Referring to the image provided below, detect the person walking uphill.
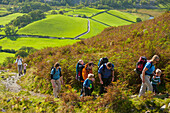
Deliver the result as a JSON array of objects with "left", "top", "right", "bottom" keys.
[
  {"left": 15, "top": 55, "right": 23, "bottom": 76},
  {"left": 98, "top": 62, "right": 114, "bottom": 95},
  {"left": 81, "top": 62, "right": 94, "bottom": 96},
  {"left": 139, "top": 55, "right": 160, "bottom": 97},
  {"left": 83, "top": 74, "right": 94, "bottom": 96},
  {"left": 76, "top": 60, "right": 85, "bottom": 96},
  {"left": 51, "top": 62, "right": 63, "bottom": 98}
]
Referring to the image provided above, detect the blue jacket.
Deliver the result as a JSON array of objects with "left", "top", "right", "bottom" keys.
[
  {"left": 98, "top": 64, "right": 114, "bottom": 78},
  {"left": 144, "top": 61, "right": 155, "bottom": 75},
  {"left": 51, "top": 67, "right": 61, "bottom": 80},
  {"left": 83, "top": 78, "right": 93, "bottom": 88}
]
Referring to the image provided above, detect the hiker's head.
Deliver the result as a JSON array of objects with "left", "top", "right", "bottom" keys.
[
  {"left": 87, "top": 62, "right": 94, "bottom": 69},
  {"left": 78, "top": 60, "right": 84, "bottom": 65},
  {"left": 106, "top": 62, "right": 112, "bottom": 70},
  {"left": 88, "top": 73, "right": 94, "bottom": 80},
  {"left": 151, "top": 55, "right": 159, "bottom": 64},
  {"left": 156, "top": 68, "right": 162, "bottom": 76},
  {"left": 17, "top": 55, "right": 20, "bottom": 59},
  {"left": 54, "top": 62, "right": 60, "bottom": 69}
]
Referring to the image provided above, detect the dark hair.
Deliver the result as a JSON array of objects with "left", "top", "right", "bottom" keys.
[
  {"left": 88, "top": 62, "right": 94, "bottom": 67},
  {"left": 54, "top": 62, "right": 60, "bottom": 67},
  {"left": 106, "top": 62, "right": 112, "bottom": 67}
]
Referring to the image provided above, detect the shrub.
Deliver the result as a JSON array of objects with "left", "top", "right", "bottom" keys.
[{"left": 136, "top": 18, "right": 142, "bottom": 22}]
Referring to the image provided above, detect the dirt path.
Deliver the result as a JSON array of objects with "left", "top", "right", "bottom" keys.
[{"left": 1, "top": 72, "right": 46, "bottom": 97}]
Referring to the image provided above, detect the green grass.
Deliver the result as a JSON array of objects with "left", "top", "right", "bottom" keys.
[
  {"left": 0, "top": 7, "right": 9, "bottom": 15},
  {"left": 0, "top": 52, "right": 15, "bottom": 63},
  {"left": 108, "top": 10, "right": 138, "bottom": 22},
  {"left": 65, "top": 7, "right": 106, "bottom": 17},
  {"left": 0, "top": 37, "right": 79, "bottom": 50},
  {"left": 92, "top": 13, "right": 133, "bottom": 26},
  {"left": 0, "top": 13, "right": 24, "bottom": 25},
  {"left": 18, "top": 15, "right": 88, "bottom": 38},
  {"left": 80, "top": 19, "right": 108, "bottom": 38}
]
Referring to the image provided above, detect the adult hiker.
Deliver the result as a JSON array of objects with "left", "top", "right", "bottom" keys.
[
  {"left": 83, "top": 73, "right": 94, "bottom": 96},
  {"left": 139, "top": 55, "right": 159, "bottom": 97},
  {"left": 81, "top": 62, "right": 94, "bottom": 96},
  {"left": 76, "top": 60, "right": 85, "bottom": 96},
  {"left": 50, "top": 62, "right": 63, "bottom": 98},
  {"left": 15, "top": 55, "right": 23, "bottom": 76},
  {"left": 98, "top": 62, "right": 114, "bottom": 95}
]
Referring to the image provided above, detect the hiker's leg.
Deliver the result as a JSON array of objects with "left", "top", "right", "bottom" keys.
[
  {"left": 56, "top": 79, "right": 61, "bottom": 94},
  {"left": 99, "top": 78, "right": 106, "bottom": 95},
  {"left": 80, "top": 82, "right": 84, "bottom": 95},
  {"left": 53, "top": 80, "right": 58, "bottom": 97},
  {"left": 145, "top": 75, "right": 153, "bottom": 92},
  {"left": 139, "top": 74, "right": 147, "bottom": 97},
  {"left": 84, "top": 87, "right": 88, "bottom": 96},
  {"left": 153, "top": 84, "right": 158, "bottom": 94},
  {"left": 18, "top": 65, "right": 22, "bottom": 75}
]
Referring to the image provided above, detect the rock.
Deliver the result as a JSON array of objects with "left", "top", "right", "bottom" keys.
[{"left": 1, "top": 108, "right": 5, "bottom": 112}]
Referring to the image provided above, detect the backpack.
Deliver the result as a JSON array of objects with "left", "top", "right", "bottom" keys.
[
  {"left": 76, "top": 62, "right": 85, "bottom": 81},
  {"left": 17, "top": 58, "right": 22, "bottom": 62},
  {"left": 135, "top": 56, "right": 152, "bottom": 74},
  {"left": 50, "top": 66, "right": 61, "bottom": 79},
  {"left": 98, "top": 57, "right": 109, "bottom": 69}
]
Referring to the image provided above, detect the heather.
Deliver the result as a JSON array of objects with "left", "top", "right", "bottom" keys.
[{"left": 1, "top": 12, "right": 169, "bottom": 113}]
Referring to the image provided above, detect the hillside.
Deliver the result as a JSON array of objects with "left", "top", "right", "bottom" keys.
[
  {"left": 2, "top": 11, "right": 170, "bottom": 113},
  {"left": 8, "top": 11, "right": 169, "bottom": 94}
]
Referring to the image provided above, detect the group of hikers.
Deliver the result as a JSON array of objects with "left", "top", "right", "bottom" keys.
[{"left": 15, "top": 54, "right": 162, "bottom": 98}]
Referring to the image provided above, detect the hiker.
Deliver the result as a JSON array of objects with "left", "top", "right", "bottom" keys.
[
  {"left": 76, "top": 60, "right": 85, "bottom": 95},
  {"left": 83, "top": 73, "right": 94, "bottom": 96},
  {"left": 81, "top": 62, "right": 94, "bottom": 96},
  {"left": 82, "top": 62, "right": 94, "bottom": 82},
  {"left": 15, "top": 55, "right": 23, "bottom": 76},
  {"left": 151, "top": 69, "right": 162, "bottom": 95},
  {"left": 23, "top": 63, "right": 27, "bottom": 75},
  {"left": 139, "top": 55, "right": 160, "bottom": 97},
  {"left": 98, "top": 62, "right": 114, "bottom": 95},
  {"left": 98, "top": 57, "right": 109, "bottom": 69},
  {"left": 50, "top": 62, "right": 63, "bottom": 98}
]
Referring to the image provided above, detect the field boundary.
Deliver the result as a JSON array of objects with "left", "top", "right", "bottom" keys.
[{"left": 106, "top": 12, "right": 136, "bottom": 23}]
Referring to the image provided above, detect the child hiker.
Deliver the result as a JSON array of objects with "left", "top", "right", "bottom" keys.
[
  {"left": 151, "top": 69, "right": 162, "bottom": 95},
  {"left": 83, "top": 73, "right": 94, "bottom": 96},
  {"left": 23, "top": 63, "right": 27, "bottom": 75}
]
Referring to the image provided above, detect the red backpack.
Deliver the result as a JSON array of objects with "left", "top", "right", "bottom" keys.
[{"left": 135, "top": 56, "right": 147, "bottom": 74}]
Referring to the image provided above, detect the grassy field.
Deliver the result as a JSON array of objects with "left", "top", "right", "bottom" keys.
[
  {"left": 108, "top": 10, "right": 138, "bottom": 22},
  {"left": 92, "top": 13, "right": 133, "bottom": 26},
  {"left": 0, "top": 37, "right": 79, "bottom": 50},
  {"left": 0, "top": 52, "right": 15, "bottom": 63},
  {"left": 80, "top": 19, "right": 108, "bottom": 38},
  {"left": 18, "top": 15, "right": 88, "bottom": 38},
  {"left": 0, "top": 13, "right": 24, "bottom": 25},
  {"left": 0, "top": 7, "right": 9, "bottom": 15},
  {"left": 65, "top": 7, "right": 106, "bottom": 17}
]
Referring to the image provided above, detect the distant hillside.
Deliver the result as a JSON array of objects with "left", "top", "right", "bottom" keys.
[{"left": 8, "top": 12, "right": 170, "bottom": 95}]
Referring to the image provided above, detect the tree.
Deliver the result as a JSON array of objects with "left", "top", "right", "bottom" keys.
[
  {"left": 15, "top": 50, "right": 29, "bottom": 58},
  {"left": 51, "top": 10, "right": 58, "bottom": 14},
  {"left": 59, "top": 10, "right": 64, "bottom": 15},
  {"left": 136, "top": 18, "right": 142, "bottom": 22}
]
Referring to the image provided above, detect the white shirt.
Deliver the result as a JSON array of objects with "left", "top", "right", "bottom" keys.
[{"left": 15, "top": 58, "right": 22, "bottom": 65}]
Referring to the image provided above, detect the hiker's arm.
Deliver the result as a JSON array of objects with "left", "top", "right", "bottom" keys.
[
  {"left": 142, "top": 67, "right": 148, "bottom": 83},
  {"left": 98, "top": 73, "right": 103, "bottom": 84},
  {"left": 111, "top": 71, "right": 114, "bottom": 82},
  {"left": 60, "top": 76, "right": 64, "bottom": 85}
]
